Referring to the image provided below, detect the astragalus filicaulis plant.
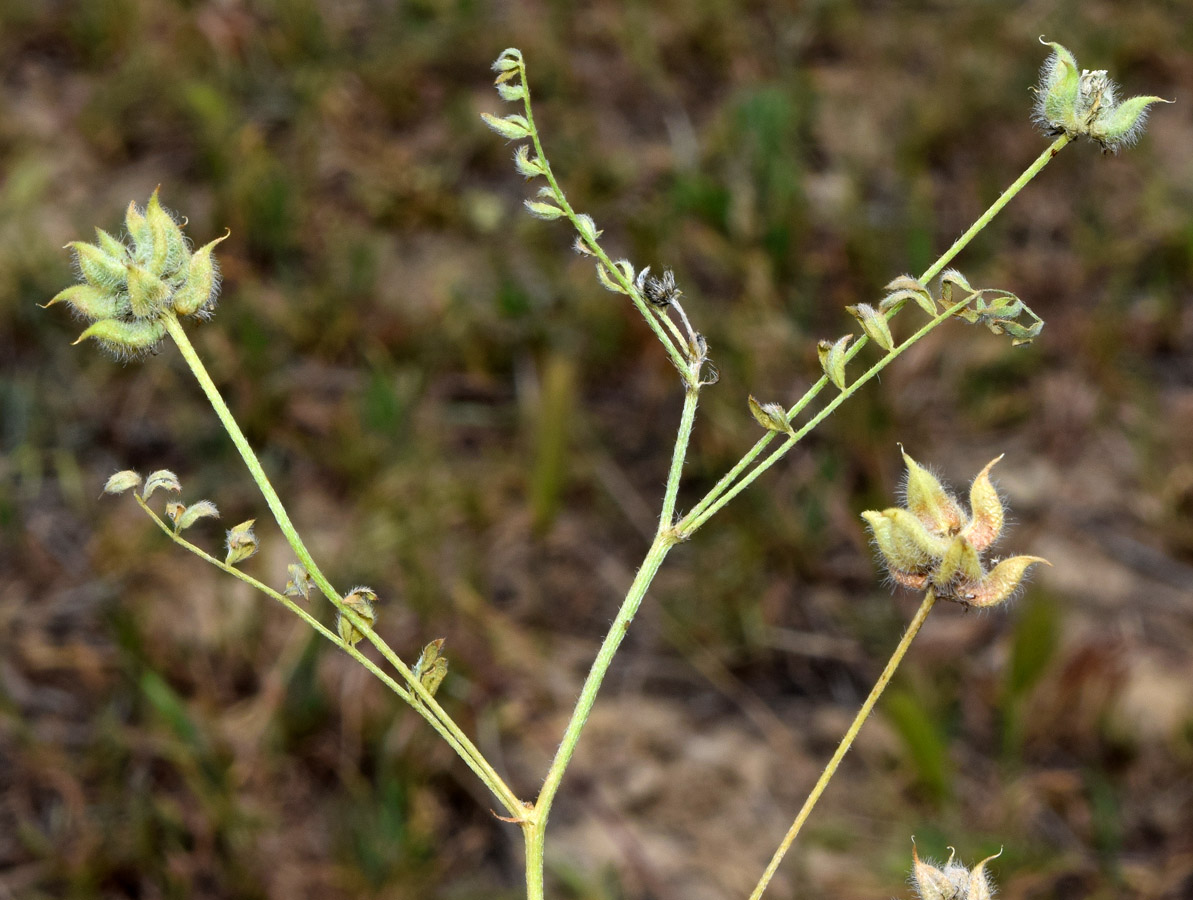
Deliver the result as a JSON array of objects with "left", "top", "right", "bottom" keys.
[{"left": 47, "top": 38, "right": 1167, "bottom": 900}]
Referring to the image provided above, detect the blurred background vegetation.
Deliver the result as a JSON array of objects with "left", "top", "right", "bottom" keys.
[{"left": 2, "top": 1, "right": 1192, "bottom": 898}]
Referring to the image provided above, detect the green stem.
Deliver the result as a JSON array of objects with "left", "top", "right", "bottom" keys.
[
  {"left": 659, "top": 386, "right": 700, "bottom": 532},
  {"left": 522, "top": 353, "right": 700, "bottom": 894},
  {"left": 747, "top": 589, "right": 938, "bottom": 900},
  {"left": 682, "top": 133, "right": 1072, "bottom": 527},
  {"left": 527, "top": 531, "right": 676, "bottom": 879},
  {"left": 515, "top": 60, "right": 692, "bottom": 378},
  {"left": 679, "top": 293, "right": 976, "bottom": 535},
  {"left": 160, "top": 313, "right": 524, "bottom": 816},
  {"left": 524, "top": 819, "right": 546, "bottom": 900}
]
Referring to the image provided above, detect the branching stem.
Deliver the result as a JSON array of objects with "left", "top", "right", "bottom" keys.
[{"left": 160, "top": 312, "right": 524, "bottom": 816}]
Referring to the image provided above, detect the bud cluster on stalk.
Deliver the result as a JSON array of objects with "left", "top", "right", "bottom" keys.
[
  {"left": 46, "top": 190, "right": 227, "bottom": 358},
  {"left": 862, "top": 451, "right": 1048, "bottom": 608}
]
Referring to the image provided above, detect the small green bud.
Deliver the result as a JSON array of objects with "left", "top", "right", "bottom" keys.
[
  {"left": 481, "top": 112, "right": 531, "bottom": 141},
  {"left": 496, "top": 81, "right": 526, "bottom": 102},
  {"left": 817, "top": 334, "right": 852, "bottom": 390},
  {"left": 412, "top": 638, "right": 449, "bottom": 699},
  {"left": 142, "top": 469, "right": 181, "bottom": 500},
  {"left": 103, "top": 470, "right": 142, "bottom": 495},
  {"left": 747, "top": 395, "right": 795, "bottom": 436},
  {"left": 574, "top": 213, "right": 600, "bottom": 244},
  {"left": 337, "top": 587, "right": 378, "bottom": 647},
  {"left": 513, "top": 144, "right": 547, "bottom": 179},
  {"left": 879, "top": 274, "right": 937, "bottom": 316},
  {"left": 845, "top": 302, "right": 894, "bottom": 352},
  {"left": 524, "top": 200, "right": 565, "bottom": 220},
  {"left": 224, "top": 519, "right": 258, "bottom": 566},
  {"left": 174, "top": 499, "right": 219, "bottom": 532},
  {"left": 285, "top": 564, "right": 313, "bottom": 601},
  {"left": 492, "top": 48, "right": 523, "bottom": 72}
]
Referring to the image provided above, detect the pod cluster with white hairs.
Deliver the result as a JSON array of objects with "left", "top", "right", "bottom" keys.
[{"left": 45, "top": 190, "right": 227, "bottom": 358}]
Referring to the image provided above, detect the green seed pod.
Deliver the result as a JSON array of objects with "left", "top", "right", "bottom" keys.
[
  {"left": 43, "top": 283, "right": 128, "bottom": 320},
  {"left": 962, "top": 555, "right": 1049, "bottom": 608},
  {"left": 145, "top": 189, "right": 188, "bottom": 277},
  {"left": 73, "top": 318, "right": 166, "bottom": 356},
  {"left": 69, "top": 240, "right": 127, "bottom": 290},
  {"left": 126, "top": 264, "right": 171, "bottom": 318},
  {"left": 962, "top": 456, "right": 1005, "bottom": 551},
  {"left": 171, "top": 232, "right": 227, "bottom": 317},
  {"left": 902, "top": 450, "right": 964, "bottom": 535},
  {"left": 934, "top": 534, "right": 984, "bottom": 589},
  {"left": 125, "top": 200, "right": 153, "bottom": 264}
]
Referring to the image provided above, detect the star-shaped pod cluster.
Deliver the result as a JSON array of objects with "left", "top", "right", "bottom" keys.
[
  {"left": 911, "top": 844, "right": 1000, "bottom": 900},
  {"left": 862, "top": 451, "right": 1048, "bottom": 608},
  {"left": 45, "top": 190, "right": 227, "bottom": 358},
  {"left": 1033, "top": 39, "right": 1171, "bottom": 153}
]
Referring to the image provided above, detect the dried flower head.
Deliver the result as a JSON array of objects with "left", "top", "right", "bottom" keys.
[
  {"left": 45, "top": 190, "right": 228, "bottom": 358},
  {"left": 862, "top": 450, "right": 1048, "bottom": 608},
  {"left": 911, "top": 844, "right": 1000, "bottom": 900},
  {"left": 1033, "top": 39, "right": 1171, "bottom": 153},
  {"left": 635, "top": 266, "right": 682, "bottom": 308}
]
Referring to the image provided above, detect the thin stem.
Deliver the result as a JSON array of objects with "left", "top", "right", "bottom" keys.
[
  {"left": 919, "top": 133, "right": 1072, "bottom": 285},
  {"left": 747, "top": 589, "right": 939, "bottom": 900},
  {"left": 528, "top": 532, "right": 676, "bottom": 851},
  {"left": 160, "top": 313, "right": 524, "bottom": 815},
  {"left": 524, "top": 820, "right": 546, "bottom": 900},
  {"left": 130, "top": 495, "right": 522, "bottom": 807},
  {"left": 134, "top": 495, "right": 413, "bottom": 704},
  {"left": 530, "top": 366, "right": 700, "bottom": 832},
  {"left": 515, "top": 60, "right": 692, "bottom": 378},
  {"left": 659, "top": 386, "right": 700, "bottom": 533},
  {"left": 682, "top": 133, "right": 1072, "bottom": 527}
]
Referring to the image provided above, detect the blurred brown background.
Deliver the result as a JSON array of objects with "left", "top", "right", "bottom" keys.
[{"left": 2, "top": 1, "right": 1192, "bottom": 898}]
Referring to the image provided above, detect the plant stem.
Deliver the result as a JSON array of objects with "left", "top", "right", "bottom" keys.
[
  {"left": 524, "top": 819, "right": 547, "bottom": 900},
  {"left": 678, "top": 293, "right": 977, "bottom": 536},
  {"left": 681, "top": 133, "right": 1072, "bottom": 527},
  {"left": 523, "top": 380, "right": 699, "bottom": 892},
  {"left": 515, "top": 59, "right": 692, "bottom": 378},
  {"left": 747, "top": 589, "right": 939, "bottom": 900},
  {"left": 160, "top": 313, "right": 524, "bottom": 815},
  {"left": 659, "top": 386, "right": 700, "bottom": 532}
]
